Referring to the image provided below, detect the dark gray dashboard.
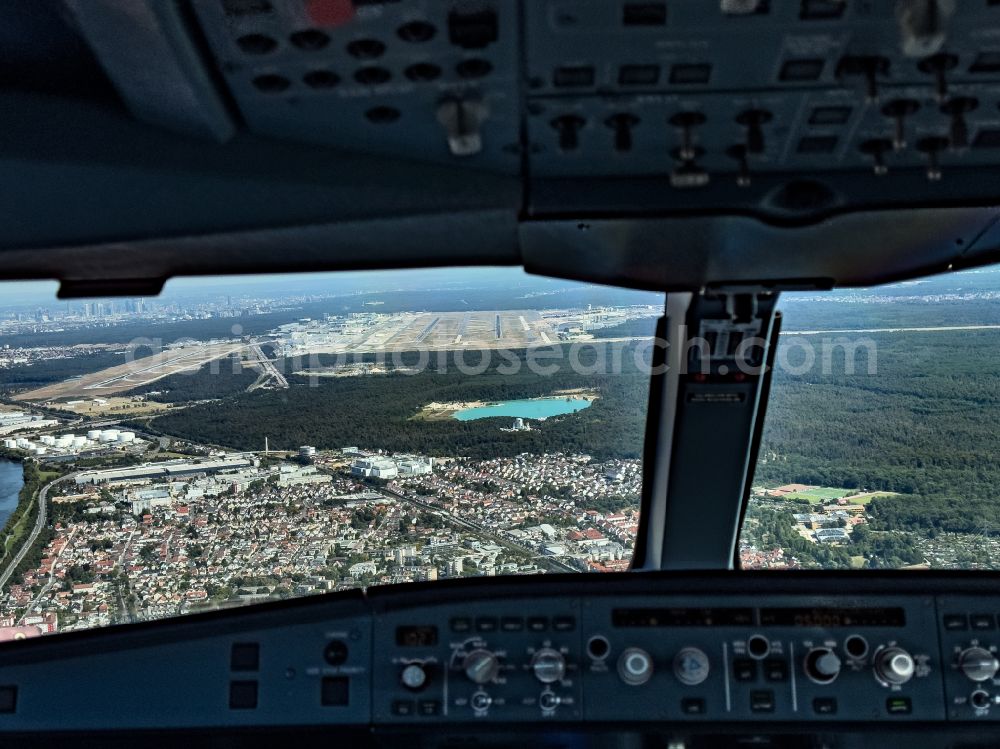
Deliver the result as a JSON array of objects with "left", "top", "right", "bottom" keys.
[{"left": 2, "top": 572, "right": 1000, "bottom": 745}]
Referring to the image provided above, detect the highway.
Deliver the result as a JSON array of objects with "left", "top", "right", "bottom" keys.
[
  {"left": 247, "top": 342, "right": 289, "bottom": 390},
  {"left": 0, "top": 472, "right": 78, "bottom": 591}
]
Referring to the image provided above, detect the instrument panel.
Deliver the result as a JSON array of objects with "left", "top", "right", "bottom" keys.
[{"left": 3, "top": 572, "right": 1000, "bottom": 741}]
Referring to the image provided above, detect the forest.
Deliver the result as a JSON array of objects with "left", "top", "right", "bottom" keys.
[
  {"left": 755, "top": 326, "right": 1000, "bottom": 536},
  {"left": 130, "top": 343, "right": 654, "bottom": 460}
]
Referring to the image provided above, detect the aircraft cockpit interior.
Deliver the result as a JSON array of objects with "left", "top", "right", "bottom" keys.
[{"left": 4, "top": 1, "right": 1000, "bottom": 747}]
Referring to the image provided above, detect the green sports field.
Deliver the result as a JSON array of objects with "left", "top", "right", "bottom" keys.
[{"left": 784, "top": 487, "right": 855, "bottom": 501}]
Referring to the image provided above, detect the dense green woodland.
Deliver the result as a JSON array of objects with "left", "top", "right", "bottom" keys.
[
  {"left": 134, "top": 345, "right": 652, "bottom": 459},
  {"left": 757, "top": 327, "right": 1000, "bottom": 535}
]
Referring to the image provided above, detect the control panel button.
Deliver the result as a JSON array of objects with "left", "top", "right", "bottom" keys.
[
  {"left": 527, "top": 617, "right": 548, "bottom": 632},
  {"left": 531, "top": 648, "right": 567, "bottom": 684},
  {"left": 230, "top": 642, "right": 260, "bottom": 672},
  {"left": 747, "top": 634, "right": 770, "bottom": 659},
  {"left": 681, "top": 697, "right": 706, "bottom": 715},
  {"left": 971, "top": 614, "right": 996, "bottom": 631},
  {"left": 844, "top": 635, "right": 869, "bottom": 660},
  {"left": 463, "top": 649, "right": 500, "bottom": 685},
  {"left": 587, "top": 635, "right": 610, "bottom": 661},
  {"left": 886, "top": 696, "right": 912, "bottom": 715},
  {"left": 229, "top": 680, "right": 258, "bottom": 710},
  {"left": 764, "top": 659, "right": 788, "bottom": 682},
  {"left": 450, "top": 617, "right": 472, "bottom": 633},
  {"left": 674, "top": 647, "right": 710, "bottom": 686},
  {"left": 501, "top": 617, "right": 524, "bottom": 632},
  {"left": 476, "top": 617, "right": 498, "bottom": 633},
  {"left": 750, "top": 690, "right": 775, "bottom": 713},
  {"left": 874, "top": 647, "right": 915, "bottom": 686},
  {"left": 401, "top": 663, "right": 428, "bottom": 691},
  {"left": 618, "top": 647, "right": 654, "bottom": 686},
  {"left": 392, "top": 699, "right": 416, "bottom": 717},
  {"left": 813, "top": 697, "right": 838, "bottom": 715},
  {"left": 320, "top": 676, "right": 350, "bottom": 707},
  {"left": 733, "top": 658, "right": 757, "bottom": 682},
  {"left": 960, "top": 647, "right": 999, "bottom": 683},
  {"left": 553, "top": 616, "right": 576, "bottom": 632},
  {"left": 944, "top": 614, "right": 969, "bottom": 631},
  {"left": 418, "top": 700, "right": 441, "bottom": 716},
  {"left": 323, "top": 640, "right": 349, "bottom": 666}
]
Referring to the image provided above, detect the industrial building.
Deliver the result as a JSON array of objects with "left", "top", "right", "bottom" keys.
[
  {"left": 350, "top": 457, "right": 398, "bottom": 479},
  {"left": 276, "top": 464, "right": 330, "bottom": 487},
  {"left": 75, "top": 456, "right": 255, "bottom": 485}
]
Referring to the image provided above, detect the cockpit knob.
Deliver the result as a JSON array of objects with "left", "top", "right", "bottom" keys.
[
  {"left": 436, "top": 97, "right": 489, "bottom": 157},
  {"left": 463, "top": 648, "right": 500, "bottom": 685},
  {"left": 875, "top": 646, "right": 916, "bottom": 685},
  {"left": 918, "top": 52, "right": 959, "bottom": 103},
  {"left": 726, "top": 144, "right": 751, "bottom": 187},
  {"left": 401, "top": 663, "right": 428, "bottom": 690},
  {"left": 882, "top": 99, "right": 920, "bottom": 152},
  {"left": 804, "top": 647, "right": 842, "bottom": 684},
  {"left": 916, "top": 136, "right": 948, "bottom": 181},
  {"left": 531, "top": 648, "right": 567, "bottom": 684},
  {"left": 551, "top": 115, "right": 586, "bottom": 152},
  {"left": 960, "top": 647, "right": 999, "bottom": 683},
  {"left": 859, "top": 138, "right": 893, "bottom": 176},
  {"left": 670, "top": 111, "right": 707, "bottom": 162},
  {"left": 896, "top": 0, "right": 954, "bottom": 59},
  {"left": 736, "top": 109, "right": 772, "bottom": 155},
  {"left": 617, "top": 647, "right": 654, "bottom": 686},
  {"left": 941, "top": 96, "right": 978, "bottom": 150},
  {"left": 606, "top": 113, "right": 639, "bottom": 152}
]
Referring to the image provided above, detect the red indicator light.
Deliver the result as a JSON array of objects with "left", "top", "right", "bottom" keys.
[{"left": 305, "top": 0, "right": 354, "bottom": 27}]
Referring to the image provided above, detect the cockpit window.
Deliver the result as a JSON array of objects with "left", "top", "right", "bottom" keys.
[
  {"left": 0, "top": 269, "right": 662, "bottom": 636},
  {"left": 741, "top": 267, "right": 1000, "bottom": 570}
]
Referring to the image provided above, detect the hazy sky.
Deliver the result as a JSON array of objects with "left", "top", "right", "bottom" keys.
[
  {"left": 3, "top": 265, "right": 999, "bottom": 311},
  {"left": 0, "top": 267, "right": 561, "bottom": 309}
]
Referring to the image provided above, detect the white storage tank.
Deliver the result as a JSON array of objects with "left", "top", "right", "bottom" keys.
[
  {"left": 33, "top": 446, "right": 47, "bottom": 456},
  {"left": 15, "top": 438, "right": 30, "bottom": 448},
  {"left": 40, "top": 435, "right": 56, "bottom": 446},
  {"left": 72, "top": 436, "right": 88, "bottom": 448},
  {"left": 56, "top": 435, "right": 74, "bottom": 447},
  {"left": 99, "top": 429, "right": 120, "bottom": 443},
  {"left": 117, "top": 432, "right": 136, "bottom": 443},
  {"left": 87, "top": 429, "right": 102, "bottom": 440},
  {"left": 3, "top": 439, "right": 16, "bottom": 449}
]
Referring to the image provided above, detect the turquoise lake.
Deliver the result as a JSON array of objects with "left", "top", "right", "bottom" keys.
[{"left": 453, "top": 397, "right": 592, "bottom": 421}]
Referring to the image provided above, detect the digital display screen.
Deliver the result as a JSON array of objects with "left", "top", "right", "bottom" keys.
[
  {"left": 395, "top": 625, "right": 438, "bottom": 647},
  {"left": 759, "top": 607, "right": 906, "bottom": 628},
  {"left": 612, "top": 608, "right": 755, "bottom": 627}
]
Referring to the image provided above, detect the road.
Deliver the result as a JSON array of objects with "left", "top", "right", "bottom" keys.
[
  {"left": 381, "top": 487, "right": 578, "bottom": 574},
  {"left": 247, "top": 342, "right": 289, "bottom": 390},
  {"left": 784, "top": 324, "right": 1000, "bottom": 336},
  {"left": 0, "top": 472, "right": 78, "bottom": 591}
]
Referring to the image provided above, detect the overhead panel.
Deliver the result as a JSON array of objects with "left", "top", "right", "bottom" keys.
[
  {"left": 523, "top": 0, "right": 1000, "bottom": 214},
  {"left": 190, "top": 0, "right": 522, "bottom": 173}
]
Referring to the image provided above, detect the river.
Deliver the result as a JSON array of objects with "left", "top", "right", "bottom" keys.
[{"left": 0, "top": 459, "right": 24, "bottom": 528}]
